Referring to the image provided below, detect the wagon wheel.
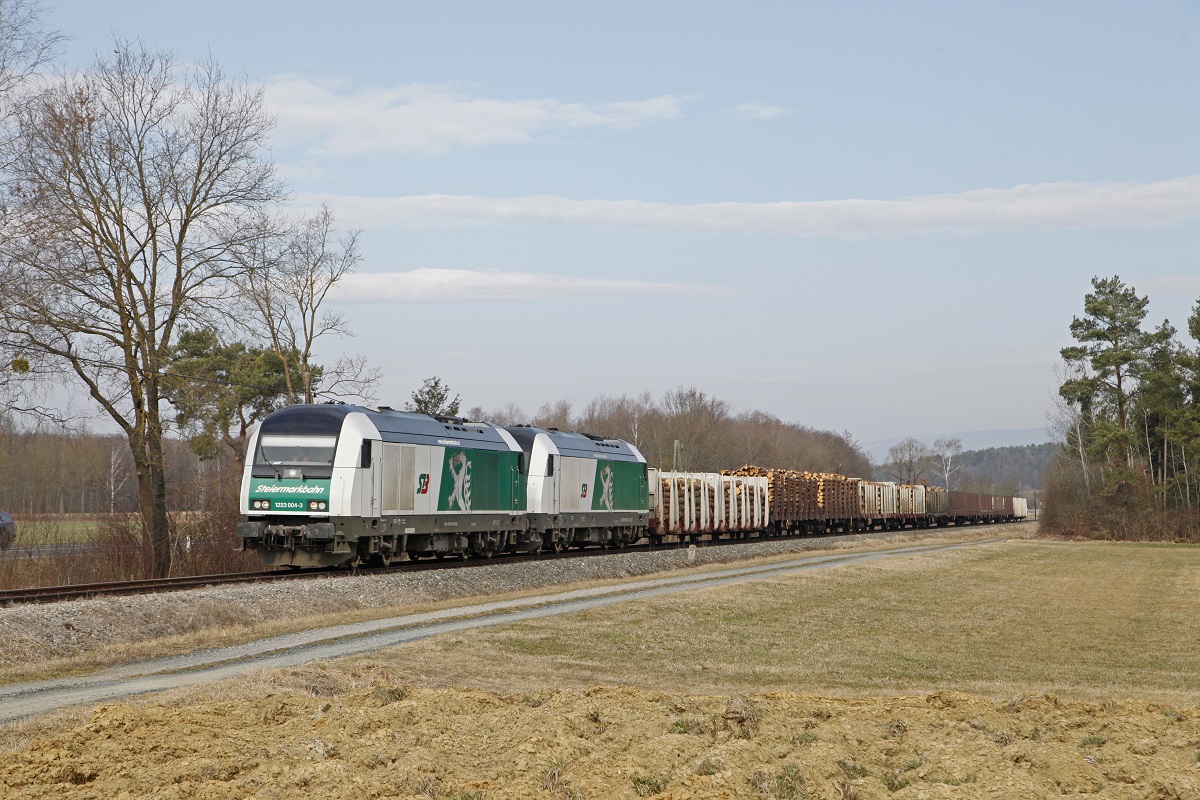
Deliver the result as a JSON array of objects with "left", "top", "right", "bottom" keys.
[
  {"left": 348, "top": 545, "right": 370, "bottom": 570},
  {"left": 471, "top": 531, "right": 502, "bottom": 559}
]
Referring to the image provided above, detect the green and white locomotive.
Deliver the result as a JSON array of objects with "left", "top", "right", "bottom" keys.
[{"left": 237, "top": 404, "right": 649, "bottom": 568}]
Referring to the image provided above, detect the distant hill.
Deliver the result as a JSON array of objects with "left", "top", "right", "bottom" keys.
[
  {"left": 871, "top": 442, "right": 1059, "bottom": 492},
  {"left": 862, "top": 428, "right": 1051, "bottom": 463},
  {"left": 953, "top": 442, "right": 1059, "bottom": 492}
]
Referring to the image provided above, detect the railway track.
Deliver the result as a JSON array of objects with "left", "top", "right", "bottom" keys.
[
  {"left": 0, "top": 536, "right": 698, "bottom": 606},
  {"left": 0, "top": 520, "right": 1029, "bottom": 607},
  {"left": 0, "top": 569, "right": 317, "bottom": 606}
]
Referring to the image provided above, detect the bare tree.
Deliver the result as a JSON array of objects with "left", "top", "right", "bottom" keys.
[
  {"left": 931, "top": 437, "right": 963, "bottom": 490},
  {"left": 0, "top": 1, "right": 58, "bottom": 415},
  {"left": 1048, "top": 362, "right": 1094, "bottom": 496},
  {"left": 485, "top": 402, "right": 527, "bottom": 425},
  {"left": 575, "top": 391, "right": 656, "bottom": 448},
  {"left": 884, "top": 437, "right": 931, "bottom": 484},
  {"left": 0, "top": 0, "right": 60, "bottom": 112},
  {"left": 236, "top": 204, "right": 377, "bottom": 404},
  {"left": 653, "top": 386, "right": 731, "bottom": 471},
  {"left": 0, "top": 41, "right": 282, "bottom": 577},
  {"left": 532, "top": 399, "right": 574, "bottom": 430}
]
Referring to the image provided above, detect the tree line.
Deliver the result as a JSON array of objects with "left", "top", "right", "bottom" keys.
[
  {"left": 1045, "top": 275, "right": 1200, "bottom": 540},
  {"left": 463, "top": 387, "right": 873, "bottom": 478},
  {"left": 0, "top": 417, "right": 231, "bottom": 517}
]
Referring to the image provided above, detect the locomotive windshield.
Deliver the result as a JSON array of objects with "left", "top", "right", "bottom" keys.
[{"left": 255, "top": 434, "right": 337, "bottom": 468}]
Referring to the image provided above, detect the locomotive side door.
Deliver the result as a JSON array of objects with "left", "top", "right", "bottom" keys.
[{"left": 358, "top": 438, "right": 382, "bottom": 518}]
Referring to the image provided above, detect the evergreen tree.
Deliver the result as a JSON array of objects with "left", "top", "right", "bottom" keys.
[
  {"left": 1059, "top": 276, "right": 1172, "bottom": 465},
  {"left": 1048, "top": 276, "right": 1200, "bottom": 538},
  {"left": 164, "top": 328, "right": 312, "bottom": 464},
  {"left": 406, "top": 376, "right": 461, "bottom": 417}
]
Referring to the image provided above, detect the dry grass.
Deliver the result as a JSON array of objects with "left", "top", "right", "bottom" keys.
[
  {"left": 357, "top": 539, "right": 1200, "bottom": 704},
  {"left": 0, "top": 527, "right": 1016, "bottom": 685},
  {"left": 0, "top": 509, "right": 262, "bottom": 591}
]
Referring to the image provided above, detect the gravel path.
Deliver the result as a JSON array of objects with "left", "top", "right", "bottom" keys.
[{"left": 0, "top": 523, "right": 1036, "bottom": 676}]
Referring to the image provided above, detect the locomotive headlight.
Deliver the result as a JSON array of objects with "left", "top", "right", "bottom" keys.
[
  {"left": 251, "top": 499, "right": 268, "bottom": 510},
  {"left": 308, "top": 500, "right": 328, "bottom": 511}
]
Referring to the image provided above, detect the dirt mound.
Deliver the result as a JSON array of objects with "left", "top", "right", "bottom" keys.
[{"left": 3, "top": 683, "right": 1200, "bottom": 798}]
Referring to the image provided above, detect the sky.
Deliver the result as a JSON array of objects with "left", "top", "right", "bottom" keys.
[{"left": 40, "top": 1, "right": 1200, "bottom": 447}]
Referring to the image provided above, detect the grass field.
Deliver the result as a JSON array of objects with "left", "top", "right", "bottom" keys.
[
  {"left": 360, "top": 539, "right": 1200, "bottom": 702},
  {"left": 7, "top": 517, "right": 104, "bottom": 545}
]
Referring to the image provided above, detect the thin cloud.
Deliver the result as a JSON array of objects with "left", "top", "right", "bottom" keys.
[
  {"left": 265, "top": 76, "right": 684, "bottom": 156},
  {"left": 726, "top": 102, "right": 784, "bottom": 120},
  {"left": 331, "top": 268, "right": 718, "bottom": 302},
  {"left": 300, "top": 174, "right": 1200, "bottom": 236}
]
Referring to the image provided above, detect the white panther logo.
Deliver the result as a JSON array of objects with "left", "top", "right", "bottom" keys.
[
  {"left": 598, "top": 464, "right": 614, "bottom": 511},
  {"left": 447, "top": 451, "right": 472, "bottom": 512}
]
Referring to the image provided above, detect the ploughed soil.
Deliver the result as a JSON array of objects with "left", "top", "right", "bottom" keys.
[{"left": 3, "top": 680, "right": 1199, "bottom": 799}]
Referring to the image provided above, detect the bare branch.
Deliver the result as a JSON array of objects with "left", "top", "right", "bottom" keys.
[{"left": 232, "top": 203, "right": 376, "bottom": 404}]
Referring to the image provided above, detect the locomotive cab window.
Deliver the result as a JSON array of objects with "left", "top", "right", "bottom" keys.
[{"left": 255, "top": 435, "right": 337, "bottom": 471}]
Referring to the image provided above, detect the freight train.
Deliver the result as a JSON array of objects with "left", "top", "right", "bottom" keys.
[{"left": 237, "top": 403, "right": 1027, "bottom": 568}]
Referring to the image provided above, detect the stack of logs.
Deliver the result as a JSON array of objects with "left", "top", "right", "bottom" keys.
[
  {"left": 659, "top": 474, "right": 716, "bottom": 529},
  {"left": 725, "top": 466, "right": 817, "bottom": 521},
  {"left": 725, "top": 465, "right": 861, "bottom": 521},
  {"left": 816, "top": 472, "right": 858, "bottom": 520}
]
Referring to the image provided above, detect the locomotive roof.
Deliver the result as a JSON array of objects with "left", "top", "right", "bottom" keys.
[
  {"left": 260, "top": 404, "right": 514, "bottom": 451},
  {"left": 502, "top": 425, "right": 643, "bottom": 462}
]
